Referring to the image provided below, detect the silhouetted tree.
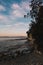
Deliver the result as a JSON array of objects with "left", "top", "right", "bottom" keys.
[{"left": 26, "top": 0, "right": 43, "bottom": 52}]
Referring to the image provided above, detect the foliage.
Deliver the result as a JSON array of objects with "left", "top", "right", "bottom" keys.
[{"left": 27, "top": 0, "right": 43, "bottom": 51}]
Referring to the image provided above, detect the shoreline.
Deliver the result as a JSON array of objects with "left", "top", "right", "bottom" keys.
[
  {"left": 0, "top": 52, "right": 43, "bottom": 65},
  {"left": 0, "top": 38, "right": 27, "bottom": 41}
]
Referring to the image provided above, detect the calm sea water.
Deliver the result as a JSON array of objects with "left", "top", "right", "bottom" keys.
[
  {"left": 0, "top": 37, "right": 23, "bottom": 41},
  {"left": 0, "top": 37, "right": 27, "bottom": 52}
]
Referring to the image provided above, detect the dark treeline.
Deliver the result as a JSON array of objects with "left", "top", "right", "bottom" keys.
[{"left": 25, "top": 0, "right": 43, "bottom": 52}]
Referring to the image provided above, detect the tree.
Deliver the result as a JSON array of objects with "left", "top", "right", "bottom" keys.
[{"left": 26, "top": 0, "right": 43, "bottom": 52}]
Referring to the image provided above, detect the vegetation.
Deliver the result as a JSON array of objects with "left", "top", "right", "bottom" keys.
[{"left": 26, "top": 0, "right": 43, "bottom": 52}]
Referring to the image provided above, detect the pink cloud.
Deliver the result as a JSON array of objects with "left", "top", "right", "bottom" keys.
[
  {"left": 11, "top": 3, "right": 26, "bottom": 18},
  {"left": 0, "top": 5, "right": 5, "bottom": 11},
  {"left": 0, "top": 15, "right": 5, "bottom": 20},
  {"left": 21, "top": 1, "right": 31, "bottom": 11},
  {"left": 0, "top": 15, "right": 12, "bottom": 24},
  {"left": 12, "top": 10, "right": 24, "bottom": 17},
  {"left": 11, "top": 1, "right": 31, "bottom": 18},
  {"left": 12, "top": 4, "right": 20, "bottom": 9}
]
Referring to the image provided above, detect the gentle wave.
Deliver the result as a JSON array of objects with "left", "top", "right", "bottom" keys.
[{"left": 0, "top": 38, "right": 27, "bottom": 52}]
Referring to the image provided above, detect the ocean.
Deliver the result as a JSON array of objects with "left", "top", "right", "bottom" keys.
[{"left": 0, "top": 37, "right": 27, "bottom": 52}]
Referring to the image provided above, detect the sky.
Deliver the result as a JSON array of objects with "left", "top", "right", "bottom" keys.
[{"left": 0, "top": 0, "right": 31, "bottom": 36}]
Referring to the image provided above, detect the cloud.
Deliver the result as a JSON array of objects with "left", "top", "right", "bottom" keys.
[
  {"left": 0, "top": 5, "right": 6, "bottom": 11},
  {"left": 21, "top": 1, "right": 31, "bottom": 11},
  {"left": 0, "top": 0, "right": 31, "bottom": 36},
  {"left": 0, "top": 0, "right": 31, "bottom": 25},
  {"left": 0, "top": 15, "right": 5, "bottom": 20},
  {"left": 12, "top": 4, "right": 20, "bottom": 10},
  {"left": 0, "top": 15, "right": 7, "bottom": 22},
  {"left": 0, "top": 22, "right": 30, "bottom": 36},
  {"left": 12, "top": 10, "right": 25, "bottom": 18},
  {"left": 11, "top": 4, "right": 26, "bottom": 18},
  {"left": 11, "top": 1, "right": 31, "bottom": 18},
  {"left": 0, "top": 15, "right": 13, "bottom": 25}
]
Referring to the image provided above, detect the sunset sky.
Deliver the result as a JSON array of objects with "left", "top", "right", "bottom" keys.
[{"left": 0, "top": 0, "right": 31, "bottom": 36}]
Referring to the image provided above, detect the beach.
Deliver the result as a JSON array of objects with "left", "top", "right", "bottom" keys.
[
  {"left": 0, "top": 37, "right": 27, "bottom": 52},
  {"left": 0, "top": 52, "right": 43, "bottom": 65},
  {"left": 0, "top": 37, "right": 43, "bottom": 65}
]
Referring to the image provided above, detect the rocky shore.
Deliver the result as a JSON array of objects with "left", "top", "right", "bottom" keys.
[
  {"left": 0, "top": 51, "right": 43, "bottom": 65},
  {"left": 0, "top": 38, "right": 43, "bottom": 65}
]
